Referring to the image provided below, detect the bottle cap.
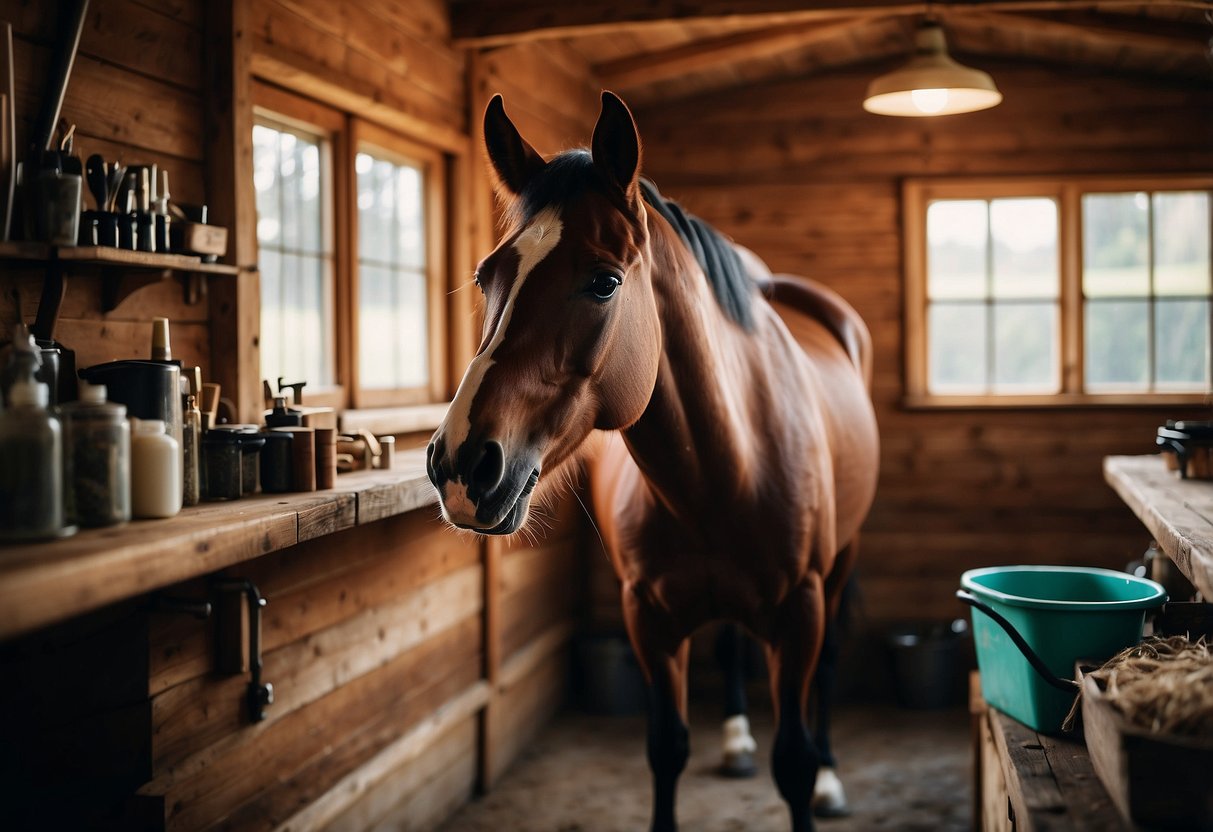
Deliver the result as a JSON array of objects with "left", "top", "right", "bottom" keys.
[
  {"left": 8, "top": 377, "right": 48, "bottom": 408},
  {"left": 151, "top": 317, "right": 172, "bottom": 361},
  {"left": 132, "top": 417, "right": 166, "bottom": 435},
  {"left": 77, "top": 381, "right": 107, "bottom": 404}
]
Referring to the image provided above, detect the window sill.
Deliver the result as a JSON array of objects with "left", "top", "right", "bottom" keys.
[
  {"left": 339, "top": 402, "right": 451, "bottom": 435},
  {"left": 902, "top": 392, "right": 1213, "bottom": 411}
]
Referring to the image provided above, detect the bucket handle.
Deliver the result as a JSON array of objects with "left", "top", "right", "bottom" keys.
[{"left": 955, "top": 589, "right": 1079, "bottom": 692}]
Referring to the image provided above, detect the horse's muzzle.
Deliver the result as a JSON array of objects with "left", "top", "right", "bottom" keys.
[{"left": 427, "top": 437, "right": 541, "bottom": 535}]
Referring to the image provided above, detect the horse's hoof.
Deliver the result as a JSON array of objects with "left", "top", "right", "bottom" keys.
[
  {"left": 718, "top": 749, "right": 758, "bottom": 778},
  {"left": 812, "top": 766, "right": 850, "bottom": 817}
]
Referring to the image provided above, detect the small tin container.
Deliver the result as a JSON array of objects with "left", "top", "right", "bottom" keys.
[{"left": 259, "top": 431, "right": 293, "bottom": 493}]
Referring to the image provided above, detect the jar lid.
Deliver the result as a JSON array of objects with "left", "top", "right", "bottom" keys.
[
  {"left": 132, "top": 418, "right": 166, "bottom": 435},
  {"left": 202, "top": 430, "right": 244, "bottom": 446}
]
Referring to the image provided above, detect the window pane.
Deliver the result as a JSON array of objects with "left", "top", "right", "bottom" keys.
[
  {"left": 298, "top": 141, "right": 323, "bottom": 255},
  {"left": 357, "top": 149, "right": 431, "bottom": 391},
  {"left": 252, "top": 125, "right": 281, "bottom": 246},
  {"left": 992, "top": 302, "right": 1058, "bottom": 392},
  {"left": 991, "top": 198, "right": 1057, "bottom": 299},
  {"left": 1155, "top": 299, "right": 1209, "bottom": 390},
  {"left": 1154, "top": 191, "right": 1210, "bottom": 297},
  {"left": 928, "top": 302, "right": 987, "bottom": 393},
  {"left": 259, "top": 248, "right": 282, "bottom": 388},
  {"left": 359, "top": 264, "right": 394, "bottom": 389},
  {"left": 1085, "top": 299, "right": 1148, "bottom": 391},
  {"left": 254, "top": 119, "right": 333, "bottom": 387},
  {"left": 396, "top": 166, "right": 425, "bottom": 270},
  {"left": 927, "top": 200, "right": 987, "bottom": 300},
  {"left": 1083, "top": 193, "right": 1149, "bottom": 297},
  {"left": 395, "top": 270, "right": 429, "bottom": 388}
]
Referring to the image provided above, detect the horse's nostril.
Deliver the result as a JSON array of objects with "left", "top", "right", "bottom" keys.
[
  {"left": 471, "top": 440, "right": 506, "bottom": 493},
  {"left": 427, "top": 438, "right": 445, "bottom": 484}
]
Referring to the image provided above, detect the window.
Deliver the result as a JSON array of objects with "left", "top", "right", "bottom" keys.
[
  {"left": 905, "top": 177, "right": 1213, "bottom": 406},
  {"left": 351, "top": 123, "right": 447, "bottom": 407},
  {"left": 252, "top": 117, "right": 335, "bottom": 391},
  {"left": 250, "top": 84, "right": 451, "bottom": 416}
]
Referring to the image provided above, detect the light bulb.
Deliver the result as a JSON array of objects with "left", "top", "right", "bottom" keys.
[{"left": 911, "top": 88, "right": 949, "bottom": 114}]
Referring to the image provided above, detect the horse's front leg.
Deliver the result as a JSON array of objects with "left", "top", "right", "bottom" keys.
[
  {"left": 622, "top": 583, "right": 690, "bottom": 832},
  {"left": 769, "top": 572, "right": 828, "bottom": 832}
]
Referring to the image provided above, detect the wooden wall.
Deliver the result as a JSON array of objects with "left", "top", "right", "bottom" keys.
[
  {"left": 636, "top": 61, "right": 1213, "bottom": 625},
  {"left": 0, "top": 0, "right": 212, "bottom": 373},
  {"left": 1, "top": 2, "right": 601, "bottom": 829}
]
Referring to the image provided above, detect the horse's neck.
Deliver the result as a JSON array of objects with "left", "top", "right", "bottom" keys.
[{"left": 621, "top": 231, "right": 765, "bottom": 520}]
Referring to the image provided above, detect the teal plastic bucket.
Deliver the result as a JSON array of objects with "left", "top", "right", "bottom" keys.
[{"left": 959, "top": 565, "right": 1166, "bottom": 733}]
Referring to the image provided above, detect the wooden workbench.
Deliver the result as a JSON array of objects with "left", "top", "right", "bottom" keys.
[
  {"left": 1103, "top": 454, "right": 1213, "bottom": 599},
  {"left": 0, "top": 447, "right": 434, "bottom": 640},
  {"left": 973, "top": 673, "right": 1130, "bottom": 832}
]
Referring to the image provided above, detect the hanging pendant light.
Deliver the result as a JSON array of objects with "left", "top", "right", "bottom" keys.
[{"left": 863, "top": 22, "right": 1002, "bottom": 117}]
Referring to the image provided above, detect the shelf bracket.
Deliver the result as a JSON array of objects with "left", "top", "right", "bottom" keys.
[{"left": 100, "top": 269, "right": 172, "bottom": 313}]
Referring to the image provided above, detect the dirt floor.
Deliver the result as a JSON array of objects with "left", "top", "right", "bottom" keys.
[{"left": 441, "top": 702, "right": 971, "bottom": 832}]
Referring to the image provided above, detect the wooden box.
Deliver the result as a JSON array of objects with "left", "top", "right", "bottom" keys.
[{"left": 1081, "top": 670, "right": 1213, "bottom": 830}]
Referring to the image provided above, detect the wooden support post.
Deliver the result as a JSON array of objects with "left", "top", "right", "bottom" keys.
[
  {"left": 205, "top": 0, "right": 261, "bottom": 424},
  {"left": 478, "top": 534, "right": 503, "bottom": 792}
]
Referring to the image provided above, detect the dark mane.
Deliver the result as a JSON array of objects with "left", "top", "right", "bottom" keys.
[
  {"left": 639, "top": 179, "right": 755, "bottom": 331},
  {"left": 512, "top": 150, "right": 755, "bottom": 331}
]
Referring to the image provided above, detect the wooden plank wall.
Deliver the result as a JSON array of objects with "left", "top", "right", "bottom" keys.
[
  {"left": 0, "top": 3, "right": 599, "bottom": 829},
  {"left": 636, "top": 62, "right": 1213, "bottom": 625},
  {"left": 0, "top": 0, "right": 212, "bottom": 373}
]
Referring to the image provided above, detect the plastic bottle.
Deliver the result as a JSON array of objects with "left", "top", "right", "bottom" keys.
[
  {"left": 182, "top": 395, "right": 201, "bottom": 507},
  {"left": 57, "top": 381, "right": 131, "bottom": 527},
  {"left": 130, "top": 418, "right": 181, "bottom": 518},
  {"left": 0, "top": 372, "right": 68, "bottom": 540}
]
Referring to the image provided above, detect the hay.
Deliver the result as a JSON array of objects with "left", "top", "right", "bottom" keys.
[{"left": 1079, "top": 635, "right": 1213, "bottom": 737}]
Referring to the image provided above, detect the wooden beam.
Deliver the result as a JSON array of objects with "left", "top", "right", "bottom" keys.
[
  {"left": 595, "top": 17, "right": 867, "bottom": 90},
  {"left": 957, "top": 9, "right": 1212, "bottom": 59},
  {"left": 450, "top": 0, "right": 1211, "bottom": 47},
  {"left": 205, "top": 0, "right": 262, "bottom": 424}
]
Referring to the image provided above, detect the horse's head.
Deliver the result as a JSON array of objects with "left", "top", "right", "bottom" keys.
[{"left": 427, "top": 92, "right": 661, "bottom": 535}]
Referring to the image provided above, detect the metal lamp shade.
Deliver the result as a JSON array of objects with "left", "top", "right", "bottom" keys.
[{"left": 863, "top": 24, "right": 1002, "bottom": 117}]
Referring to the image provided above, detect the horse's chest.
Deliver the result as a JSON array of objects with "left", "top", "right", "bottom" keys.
[{"left": 630, "top": 516, "right": 809, "bottom": 623}]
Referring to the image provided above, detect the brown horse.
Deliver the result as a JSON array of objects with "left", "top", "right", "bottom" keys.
[{"left": 427, "top": 92, "right": 879, "bottom": 832}]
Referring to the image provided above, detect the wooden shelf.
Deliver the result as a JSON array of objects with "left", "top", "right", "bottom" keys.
[
  {"left": 57, "top": 245, "right": 240, "bottom": 275},
  {"left": 0, "top": 240, "right": 238, "bottom": 274},
  {"left": 0, "top": 447, "right": 436, "bottom": 641},
  {"left": 1103, "top": 454, "right": 1213, "bottom": 599},
  {"left": 2, "top": 240, "right": 242, "bottom": 338},
  {"left": 976, "top": 684, "right": 1130, "bottom": 832}
]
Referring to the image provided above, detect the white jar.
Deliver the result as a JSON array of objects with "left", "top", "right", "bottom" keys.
[{"left": 130, "top": 418, "right": 181, "bottom": 519}]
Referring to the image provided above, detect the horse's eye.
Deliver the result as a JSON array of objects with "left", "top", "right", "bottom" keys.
[
  {"left": 473, "top": 272, "right": 483, "bottom": 292},
  {"left": 588, "top": 272, "right": 621, "bottom": 301}
]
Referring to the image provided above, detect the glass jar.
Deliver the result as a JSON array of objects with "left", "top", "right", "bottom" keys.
[
  {"left": 238, "top": 434, "right": 265, "bottom": 496},
  {"left": 0, "top": 377, "right": 67, "bottom": 540},
  {"left": 57, "top": 382, "right": 130, "bottom": 527},
  {"left": 202, "top": 431, "right": 243, "bottom": 501}
]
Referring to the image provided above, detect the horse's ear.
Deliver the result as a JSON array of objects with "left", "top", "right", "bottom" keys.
[
  {"left": 591, "top": 91, "right": 642, "bottom": 204},
  {"left": 483, "top": 94, "right": 546, "bottom": 196}
]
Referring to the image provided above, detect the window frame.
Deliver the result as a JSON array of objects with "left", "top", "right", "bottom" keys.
[
  {"left": 250, "top": 82, "right": 457, "bottom": 419},
  {"left": 904, "top": 174, "right": 1213, "bottom": 409},
  {"left": 252, "top": 82, "right": 348, "bottom": 411},
  {"left": 348, "top": 119, "right": 449, "bottom": 409}
]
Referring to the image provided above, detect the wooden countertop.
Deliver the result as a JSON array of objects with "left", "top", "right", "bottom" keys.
[
  {"left": 0, "top": 447, "right": 436, "bottom": 641},
  {"left": 1103, "top": 454, "right": 1213, "bottom": 599},
  {"left": 983, "top": 701, "right": 1129, "bottom": 831}
]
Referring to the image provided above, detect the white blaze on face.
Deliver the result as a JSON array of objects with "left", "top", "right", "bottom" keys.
[{"left": 438, "top": 205, "right": 563, "bottom": 487}]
